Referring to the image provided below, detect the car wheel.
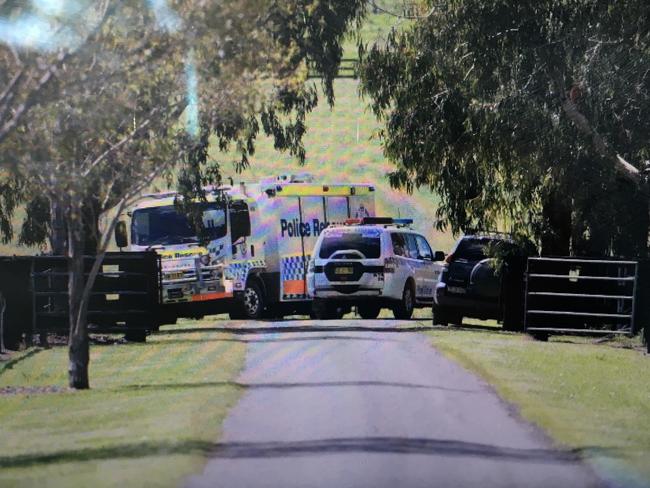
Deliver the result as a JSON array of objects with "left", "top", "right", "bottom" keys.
[
  {"left": 242, "top": 281, "right": 265, "bottom": 320},
  {"left": 358, "top": 303, "right": 381, "bottom": 319},
  {"left": 393, "top": 282, "right": 415, "bottom": 320}
]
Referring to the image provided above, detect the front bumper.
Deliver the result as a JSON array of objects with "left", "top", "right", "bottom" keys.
[
  {"left": 312, "top": 287, "right": 383, "bottom": 300},
  {"left": 162, "top": 262, "right": 230, "bottom": 304}
]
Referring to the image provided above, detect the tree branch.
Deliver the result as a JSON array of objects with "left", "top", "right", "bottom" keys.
[
  {"left": 77, "top": 164, "right": 173, "bottom": 321},
  {"left": 560, "top": 97, "right": 641, "bottom": 183},
  {"left": 0, "top": 0, "right": 119, "bottom": 148}
]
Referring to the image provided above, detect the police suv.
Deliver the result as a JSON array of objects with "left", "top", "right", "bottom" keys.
[{"left": 307, "top": 217, "right": 445, "bottom": 319}]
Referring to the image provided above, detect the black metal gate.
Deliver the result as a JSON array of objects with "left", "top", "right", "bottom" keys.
[
  {"left": 524, "top": 257, "right": 640, "bottom": 339},
  {"left": 30, "top": 252, "right": 162, "bottom": 339}
]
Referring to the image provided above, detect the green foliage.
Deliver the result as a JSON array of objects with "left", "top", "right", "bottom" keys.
[
  {"left": 0, "top": 1, "right": 368, "bottom": 249},
  {"left": 360, "top": 1, "right": 650, "bottom": 256}
]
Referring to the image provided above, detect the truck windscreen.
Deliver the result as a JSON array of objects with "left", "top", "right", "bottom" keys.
[
  {"left": 319, "top": 231, "right": 381, "bottom": 259},
  {"left": 132, "top": 203, "right": 227, "bottom": 246}
]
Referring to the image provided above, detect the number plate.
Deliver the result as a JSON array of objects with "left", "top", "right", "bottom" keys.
[
  {"left": 168, "top": 272, "right": 185, "bottom": 280},
  {"left": 335, "top": 267, "right": 354, "bottom": 275},
  {"left": 447, "top": 286, "right": 467, "bottom": 294}
]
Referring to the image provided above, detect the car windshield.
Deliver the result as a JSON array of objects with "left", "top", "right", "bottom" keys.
[
  {"left": 132, "top": 203, "right": 226, "bottom": 246},
  {"left": 319, "top": 229, "right": 381, "bottom": 259}
]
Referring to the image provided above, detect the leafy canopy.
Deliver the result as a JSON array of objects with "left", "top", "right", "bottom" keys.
[{"left": 360, "top": 0, "right": 650, "bottom": 256}]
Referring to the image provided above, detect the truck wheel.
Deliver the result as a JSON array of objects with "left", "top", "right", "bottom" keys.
[
  {"left": 432, "top": 306, "right": 449, "bottom": 326},
  {"left": 358, "top": 303, "right": 381, "bottom": 319},
  {"left": 393, "top": 282, "right": 415, "bottom": 320},
  {"left": 242, "top": 282, "right": 265, "bottom": 320}
]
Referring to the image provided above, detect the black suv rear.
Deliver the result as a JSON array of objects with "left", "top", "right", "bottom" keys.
[{"left": 433, "top": 234, "right": 534, "bottom": 329}]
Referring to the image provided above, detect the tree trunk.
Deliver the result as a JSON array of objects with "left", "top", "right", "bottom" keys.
[
  {"left": 67, "top": 201, "right": 90, "bottom": 389},
  {"left": 0, "top": 291, "right": 5, "bottom": 354},
  {"left": 49, "top": 198, "right": 67, "bottom": 256},
  {"left": 541, "top": 192, "right": 572, "bottom": 256}
]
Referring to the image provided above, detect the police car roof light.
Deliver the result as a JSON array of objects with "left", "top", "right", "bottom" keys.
[
  {"left": 361, "top": 217, "right": 394, "bottom": 225},
  {"left": 393, "top": 218, "right": 414, "bottom": 226},
  {"left": 345, "top": 218, "right": 363, "bottom": 225}
]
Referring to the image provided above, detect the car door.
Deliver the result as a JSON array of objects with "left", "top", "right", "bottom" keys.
[
  {"left": 388, "top": 232, "right": 410, "bottom": 299},
  {"left": 403, "top": 233, "right": 422, "bottom": 296},
  {"left": 414, "top": 234, "right": 441, "bottom": 302}
]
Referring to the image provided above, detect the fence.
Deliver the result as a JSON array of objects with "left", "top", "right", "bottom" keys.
[
  {"left": 0, "top": 252, "right": 162, "bottom": 348},
  {"left": 524, "top": 257, "right": 648, "bottom": 346},
  {"left": 308, "top": 58, "right": 358, "bottom": 79}
]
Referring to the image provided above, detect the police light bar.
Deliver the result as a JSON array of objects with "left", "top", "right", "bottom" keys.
[
  {"left": 345, "top": 218, "right": 362, "bottom": 225},
  {"left": 393, "top": 218, "right": 414, "bottom": 225},
  {"left": 361, "top": 217, "right": 394, "bottom": 225},
  {"left": 360, "top": 217, "right": 414, "bottom": 226}
]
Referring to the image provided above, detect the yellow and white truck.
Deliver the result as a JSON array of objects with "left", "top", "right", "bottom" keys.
[{"left": 116, "top": 174, "right": 376, "bottom": 319}]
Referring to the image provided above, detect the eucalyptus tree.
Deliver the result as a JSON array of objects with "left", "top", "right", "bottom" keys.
[
  {"left": 0, "top": 0, "right": 366, "bottom": 388},
  {"left": 359, "top": 1, "right": 650, "bottom": 256}
]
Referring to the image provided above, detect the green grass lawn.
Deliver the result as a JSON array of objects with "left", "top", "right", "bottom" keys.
[
  {"left": 0, "top": 318, "right": 246, "bottom": 488},
  {"left": 419, "top": 324, "right": 650, "bottom": 487}
]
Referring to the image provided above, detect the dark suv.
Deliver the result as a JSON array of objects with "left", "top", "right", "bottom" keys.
[{"left": 433, "top": 234, "right": 534, "bottom": 329}]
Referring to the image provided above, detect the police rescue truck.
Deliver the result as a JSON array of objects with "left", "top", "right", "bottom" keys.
[{"left": 114, "top": 174, "right": 376, "bottom": 319}]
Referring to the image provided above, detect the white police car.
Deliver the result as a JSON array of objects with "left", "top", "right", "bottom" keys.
[{"left": 307, "top": 217, "right": 445, "bottom": 319}]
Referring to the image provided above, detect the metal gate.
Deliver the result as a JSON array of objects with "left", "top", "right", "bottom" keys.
[
  {"left": 524, "top": 257, "right": 639, "bottom": 338},
  {"left": 30, "top": 252, "right": 162, "bottom": 339}
]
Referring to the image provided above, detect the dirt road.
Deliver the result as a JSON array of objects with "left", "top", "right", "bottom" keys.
[{"left": 186, "top": 319, "right": 602, "bottom": 488}]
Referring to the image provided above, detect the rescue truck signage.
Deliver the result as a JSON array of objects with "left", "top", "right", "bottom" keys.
[{"left": 280, "top": 218, "right": 328, "bottom": 238}]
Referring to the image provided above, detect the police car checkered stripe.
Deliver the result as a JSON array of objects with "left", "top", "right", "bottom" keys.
[
  {"left": 281, "top": 254, "right": 310, "bottom": 300},
  {"left": 281, "top": 254, "right": 310, "bottom": 281},
  {"left": 226, "top": 259, "right": 266, "bottom": 281}
]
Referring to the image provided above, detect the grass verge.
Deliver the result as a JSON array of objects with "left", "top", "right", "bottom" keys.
[
  {"left": 420, "top": 324, "right": 650, "bottom": 487},
  {"left": 0, "top": 318, "right": 246, "bottom": 488}
]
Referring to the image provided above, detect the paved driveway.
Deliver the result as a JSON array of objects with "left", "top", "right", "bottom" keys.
[{"left": 186, "top": 320, "right": 602, "bottom": 488}]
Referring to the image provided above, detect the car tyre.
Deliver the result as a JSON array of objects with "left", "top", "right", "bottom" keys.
[
  {"left": 241, "top": 281, "right": 265, "bottom": 320},
  {"left": 393, "top": 282, "right": 415, "bottom": 320},
  {"left": 358, "top": 303, "right": 381, "bottom": 320}
]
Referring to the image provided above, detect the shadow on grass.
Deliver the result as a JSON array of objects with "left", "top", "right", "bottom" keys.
[
  {"left": 0, "top": 348, "right": 43, "bottom": 377},
  {"left": 0, "top": 436, "right": 618, "bottom": 469},
  {"left": 156, "top": 324, "right": 439, "bottom": 336},
  {"left": 114, "top": 380, "right": 480, "bottom": 395},
  {"left": 149, "top": 334, "right": 398, "bottom": 347}
]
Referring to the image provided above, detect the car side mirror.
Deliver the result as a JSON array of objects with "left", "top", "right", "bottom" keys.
[
  {"left": 115, "top": 221, "right": 128, "bottom": 249},
  {"left": 433, "top": 251, "right": 446, "bottom": 262}
]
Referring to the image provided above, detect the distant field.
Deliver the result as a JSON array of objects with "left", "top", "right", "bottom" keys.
[{"left": 215, "top": 77, "right": 454, "bottom": 252}]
